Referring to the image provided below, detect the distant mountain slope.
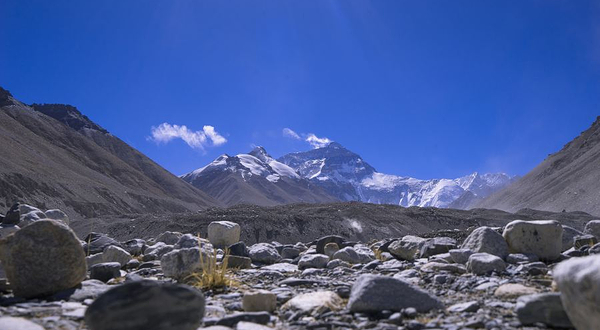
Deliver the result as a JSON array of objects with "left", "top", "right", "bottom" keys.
[
  {"left": 278, "top": 142, "right": 516, "bottom": 209},
  {"left": 181, "top": 147, "right": 337, "bottom": 206},
  {"left": 0, "top": 87, "right": 219, "bottom": 218},
  {"left": 478, "top": 116, "right": 600, "bottom": 215}
]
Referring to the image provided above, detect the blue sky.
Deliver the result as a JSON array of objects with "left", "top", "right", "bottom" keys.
[{"left": 1, "top": 1, "right": 599, "bottom": 179}]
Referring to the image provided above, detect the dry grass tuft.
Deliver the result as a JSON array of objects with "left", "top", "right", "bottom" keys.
[{"left": 184, "top": 237, "right": 237, "bottom": 290}]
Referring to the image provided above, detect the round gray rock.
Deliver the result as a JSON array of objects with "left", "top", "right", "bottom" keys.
[
  {"left": 298, "top": 254, "right": 329, "bottom": 270},
  {"left": 466, "top": 253, "right": 506, "bottom": 275},
  {"left": 461, "top": 227, "right": 508, "bottom": 259},
  {"left": 248, "top": 243, "right": 281, "bottom": 265},
  {"left": 85, "top": 280, "right": 205, "bottom": 330},
  {"left": 0, "top": 220, "right": 86, "bottom": 298},
  {"left": 347, "top": 274, "right": 443, "bottom": 313}
]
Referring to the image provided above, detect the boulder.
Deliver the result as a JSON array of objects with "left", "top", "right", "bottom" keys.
[
  {"left": 502, "top": 220, "right": 563, "bottom": 261},
  {"left": 102, "top": 245, "right": 132, "bottom": 267},
  {"left": 90, "top": 262, "right": 121, "bottom": 283},
  {"left": 85, "top": 280, "right": 205, "bottom": 330},
  {"left": 461, "top": 227, "right": 508, "bottom": 258},
  {"left": 228, "top": 241, "right": 249, "bottom": 258},
  {"left": 388, "top": 236, "right": 427, "bottom": 261},
  {"left": 2, "top": 203, "right": 20, "bottom": 225},
  {"left": 466, "top": 253, "right": 506, "bottom": 275},
  {"left": 0, "top": 224, "right": 19, "bottom": 239},
  {"left": 448, "top": 249, "right": 474, "bottom": 264},
  {"left": 83, "top": 233, "right": 123, "bottom": 255},
  {"left": 161, "top": 247, "right": 212, "bottom": 281},
  {"left": 122, "top": 239, "right": 146, "bottom": 256},
  {"left": 419, "top": 237, "right": 457, "bottom": 258},
  {"left": 155, "top": 231, "right": 183, "bottom": 245},
  {"left": 561, "top": 226, "right": 582, "bottom": 252},
  {"left": 515, "top": 293, "right": 573, "bottom": 328},
  {"left": 506, "top": 253, "right": 538, "bottom": 264},
  {"left": 332, "top": 247, "right": 362, "bottom": 264},
  {"left": 0, "top": 317, "right": 44, "bottom": 330},
  {"left": 281, "top": 247, "right": 300, "bottom": 259},
  {"left": 242, "top": 290, "right": 277, "bottom": 312},
  {"left": 494, "top": 283, "right": 539, "bottom": 299},
  {"left": 248, "top": 243, "right": 281, "bottom": 265},
  {"left": 554, "top": 254, "right": 600, "bottom": 330},
  {"left": 316, "top": 235, "right": 345, "bottom": 254},
  {"left": 584, "top": 220, "right": 600, "bottom": 240},
  {"left": 227, "top": 256, "right": 252, "bottom": 269},
  {"left": 44, "top": 209, "right": 69, "bottom": 226},
  {"left": 0, "top": 220, "right": 86, "bottom": 298},
  {"left": 347, "top": 274, "right": 443, "bottom": 313},
  {"left": 282, "top": 291, "right": 345, "bottom": 314},
  {"left": 298, "top": 254, "right": 329, "bottom": 270},
  {"left": 208, "top": 221, "right": 241, "bottom": 248},
  {"left": 174, "top": 234, "right": 200, "bottom": 249}
]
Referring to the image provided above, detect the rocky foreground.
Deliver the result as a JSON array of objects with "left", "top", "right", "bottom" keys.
[{"left": 0, "top": 203, "right": 599, "bottom": 329}]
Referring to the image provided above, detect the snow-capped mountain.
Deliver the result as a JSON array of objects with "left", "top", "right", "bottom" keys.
[
  {"left": 180, "top": 147, "right": 336, "bottom": 206},
  {"left": 278, "top": 142, "right": 517, "bottom": 209}
]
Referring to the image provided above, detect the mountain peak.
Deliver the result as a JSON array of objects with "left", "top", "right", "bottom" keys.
[
  {"left": 31, "top": 103, "right": 108, "bottom": 134},
  {"left": 248, "top": 146, "right": 272, "bottom": 162},
  {"left": 0, "top": 87, "right": 18, "bottom": 107},
  {"left": 324, "top": 141, "right": 344, "bottom": 149}
]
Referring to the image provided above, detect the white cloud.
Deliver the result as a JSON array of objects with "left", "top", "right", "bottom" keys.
[
  {"left": 282, "top": 127, "right": 301, "bottom": 140},
  {"left": 305, "top": 133, "right": 332, "bottom": 149},
  {"left": 149, "top": 123, "right": 227, "bottom": 150}
]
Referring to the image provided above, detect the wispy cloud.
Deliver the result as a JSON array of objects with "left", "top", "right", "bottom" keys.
[
  {"left": 282, "top": 127, "right": 301, "bottom": 140},
  {"left": 149, "top": 123, "right": 227, "bottom": 150},
  {"left": 305, "top": 133, "right": 332, "bottom": 148},
  {"left": 283, "top": 128, "right": 332, "bottom": 149}
]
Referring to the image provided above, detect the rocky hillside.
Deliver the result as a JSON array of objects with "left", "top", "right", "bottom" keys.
[
  {"left": 478, "top": 116, "right": 600, "bottom": 215},
  {"left": 0, "top": 87, "right": 219, "bottom": 218}
]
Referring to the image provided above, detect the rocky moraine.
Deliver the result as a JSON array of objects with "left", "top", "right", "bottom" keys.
[{"left": 0, "top": 202, "right": 598, "bottom": 330}]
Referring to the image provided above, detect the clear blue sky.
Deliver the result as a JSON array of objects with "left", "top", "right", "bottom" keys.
[{"left": 1, "top": 1, "right": 599, "bottom": 179}]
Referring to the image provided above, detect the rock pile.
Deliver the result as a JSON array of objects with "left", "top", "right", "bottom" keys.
[{"left": 0, "top": 207, "right": 598, "bottom": 329}]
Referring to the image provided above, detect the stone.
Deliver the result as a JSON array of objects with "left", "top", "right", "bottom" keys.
[
  {"left": 85, "top": 280, "right": 205, "bottom": 330},
  {"left": 229, "top": 241, "right": 249, "bottom": 257},
  {"left": 561, "top": 226, "right": 582, "bottom": 251},
  {"left": 18, "top": 203, "right": 41, "bottom": 214},
  {"left": 208, "top": 221, "right": 241, "bottom": 248},
  {"left": 45, "top": 209, "right": 69, "bottom": 225},
  {"left": 316, "top": 235, "right": 345, "bottom": 254},
  {"left": 494, "top": 283, "right": 539, "bottom": 299},
  {"left": 323, "top": 242, "right": 340, "bottom": 257},
  {"left": 90, "top": 262, "right": 121, "bottom": 282},
  {"left": 236, "top": 322, "right": 272, "bottom": 330},
  {"left": 280, "top": 247, "right": 300, "bottom": 259},
  {"left": 144, "top": 242, "right": 175, "bottom": 260},
  {"left": 326, "top": 259, "right": 351, "bottom": 269},
  {"left": 156, "top": 231, "right": 183, "bottom": 245},
  {"left": 590, "top": 243, "right": 600, "bottom": 255},
  {"left": 86, "top": 253, "right": 105, "bottom": 269},
  {"left": 261, "top": 263, "right": 298, "bottom": 273},
  {"left": 554, "top": 254, "right": 600, "bottom": 330},
  {"left": 83, "top": 233, "right": 123, "bottom": 255},
  {"left": 584, "top": 220, "right": 600, "bottom": 240},
  {"left": 0, "top": 317, "right": 44, "bottom": 330},
  {"left": 242, "top": 290, "right": 277, "bottom": 312},
  {"left": 227, "top": 256, "right": 252, "bottom": 269},
  {"left": 461, "top": 227, "right": 508, "bottom": 258},
  {"left": 0, "top": 224, "right": 19, "bottom": 239},
  {"left": 388, "top": 236, "right": 427, "bottom": 261},
  {"left": 332, "top": 247, "right": 363, "bottom": 264},
  {"left": 0, "top": 220, "right": 86, "bottom": 298},
  {"left": 347, "top": 274, "right": 443, "bottom": 313},
  {"left": 19, "top": 210, "right": 46, "bottom": 227},
  {"left": 69, "top": 280, "right": 111, "bottom": 301},
  {"left": 122, "top": 239, "right": 146, "bottom": 256},
  {"left": 248, "top": 243, "right": 281, "bottom": 265},
  {"left": 282, "top": 291, "right": 345, "bottom": 314},
  {"left": 173, "top": 234, "right": 199, "bottom": 249},
  {"left": 2, "top": 203, "right": 20, "bottom": 225},
  {"left": 448, "top": 249, "right": 474, "bottom": 264},
  {"left": 419, "top": 237, "right": 457, "bottom": 258},
  {"left": 102, "top": 245, "right": 132, "bottom": 267},
  {"left": 298, "top": 254, "right": 329, "bottom": 270},
  {"left": 214, "top": 313, "right": 270, "bottom": 327},
  {"left": 515, "top": 293, "right": 573, "bottom": 328},
  {"left": 447, "top": 301, "right": 480, "bottom": 313},
  {"left": 466, "top": 253, "right": 506, "bottom": 275},
  {"left": 161, "top": 247, "right": 212, "bottom": 280},
  {"left": 574, "top": 234, "right": 598, "bottom": 249},
  {"left": 506, "top": 253, "right": 538, "bottom": 264},
  {"left": 515, "top": 261, "right": 548, "bottom": 276},
  {"left": 420, "top": 262, "right": 466, "bottom": 274},
  {"left": 502, "top": 220, "right": 563, "bottom": 261}
]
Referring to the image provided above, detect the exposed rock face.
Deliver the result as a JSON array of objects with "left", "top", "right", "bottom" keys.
[
  {"left": 208, "top": 221, "right": 241, "bottom": 248},
  {"left": 84, "top": 280, "right": 205, "bottom": 330},
  {"left": 347, "top": 275, "right": 443, "bottom": 313},
  {"left": 502, "top": 220, "right": 563, "bottom": 261},
  {"left": 461, "top": 227, "right": 508, "bottom": 258},
  {"left": 0, "top": 220, "right": 86, "bottom": 298},
  {"left": 554, "top": 254, "right": 600, "bottom": 330}
]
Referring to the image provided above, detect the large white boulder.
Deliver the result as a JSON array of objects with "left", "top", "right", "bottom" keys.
[
  {"left": 207, "top": 221, "right": 241, "bottom": 248},
  {"left": 502, "top": 220, "right": 562, "bottom": 261},
  {"left": 554, "top": 254, "right": 600, "bottom": 330}
]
